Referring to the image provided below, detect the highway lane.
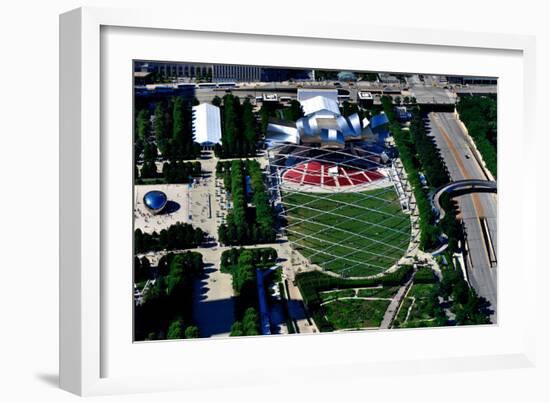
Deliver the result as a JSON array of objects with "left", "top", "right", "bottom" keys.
[{"left": 428, "top": 112, "right": 498, "bottom": 320}]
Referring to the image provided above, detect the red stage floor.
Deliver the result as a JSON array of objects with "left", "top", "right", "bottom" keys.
[{"left": 282, "top": 161, "right": 384, "bottom": 187}]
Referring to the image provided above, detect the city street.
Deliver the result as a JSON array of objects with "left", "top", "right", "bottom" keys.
[{"left": 428, "top": 112, "right": 497, "bottom": 317}]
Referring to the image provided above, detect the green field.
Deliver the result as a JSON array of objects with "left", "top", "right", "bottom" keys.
[
  {"left": 395, "top": 297, "right": 414, "bottom": 324},
  {"left": 394, "top": 283, "right": 443, "bottom": 328},
  {"left": 356, "top": 286, "right": 400, "bottom": 299},
  {"left": 319, "top": 289, "right": 356, "bottom": 303},
  {"left": 284, "top": 187, "right": 411, "bottom": 277},
  {"left": 323, "top": 299, "right": 391, "bottom": 329}
]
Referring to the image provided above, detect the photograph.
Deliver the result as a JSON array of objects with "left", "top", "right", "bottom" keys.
[{"left": 132, "top": 61, "right": 497, "bottom": 341}]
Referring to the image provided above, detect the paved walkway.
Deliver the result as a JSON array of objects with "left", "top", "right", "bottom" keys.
[
  {"left": 191, "top": 249, "right": 235, "bottom": 338},
  {"left": 380, "top": 270, "right": 415, "bottom": 329}
]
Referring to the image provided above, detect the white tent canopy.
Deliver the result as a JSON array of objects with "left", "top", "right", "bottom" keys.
[{"left": 192, "top": 103, "right": 222, "bottom": 145}]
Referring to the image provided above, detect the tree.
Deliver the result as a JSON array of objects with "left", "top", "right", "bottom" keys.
[
  {"left": 212, "top": 96, "right": 222, "bottom": 107},
  {"left": 143, "top": 142, "right": 158, "bottom": 163},
  {"left": 218, "top": 224, "right": 228, "bottom": 245},
  {"left": 184, "top": 325, "right": 200, "bottom": 339},
  {"left": 230, "top": 321, "right": 244, "bottom": 337},
  {"left": 286, "top": 99, "right": 304, "bottom": 121},
  {"left": 341, "top": 100, "right": 359, "bottom": 117},
  {"left": 242, "top": 307, "right": 259, "bottom": 335},
  {"left": 457, "top": 95, "right": 497, "bottom": 177},
  {"left": 233, "top": 250, "right": 255, "bottom": 294},
  {"left": 135, "top": 229, "right": 144, "bottom": 253},
  {"left": 154, "top": 102, "right": 168, "bottom": 142},
  {"left": 135, "top": 256, "right": 151, "bottom": 283},
  {"left": 166, "top": 254, "right": 186, "bottom": 295},
  {"left": 222, "top": 94, "right": 237, "bottom": 156},
  {"left": 242, "top": 99, "right": 256, "bottom": 156},
  {"left": 172, "top": 96, "right": 185, "bottom": 140},
  {"left": 167, "top": 318, "right": 184, "bottom": 339},
  {"left": 144, "top": 276, "right": 165, "bottom": 303},
  {"left": 140, "top": 161, "right": 158, "bottom": 179},
  {"left": 136, "top": 110, "right": 149, "bottom": 140},
  {"left": 134, "top": 138, "right": 144, "bottom": 165}
]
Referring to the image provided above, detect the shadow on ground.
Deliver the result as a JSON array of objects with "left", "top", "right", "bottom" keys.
[{"left": 162, "top": 200, "right": 181, "bottom": 214}]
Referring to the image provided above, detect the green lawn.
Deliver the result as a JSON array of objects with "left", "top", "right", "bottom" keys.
[
  {"left": 395, "top": 297, "right": 414, "bottom": 324},
  {"left": 323, "top": 299, "right": 391, "bottom": 329},
  {"left": 284, "top": 187, "right": 411, "bottom": 277},
  {"left": 394, "top": 283, "right": 442, "bottom": 328},
  {"left": 408, "top": 283, "right": 437, "bottom": 300},
  {"left": 319, "top": 289, "right": 356, "bottom": 303}
]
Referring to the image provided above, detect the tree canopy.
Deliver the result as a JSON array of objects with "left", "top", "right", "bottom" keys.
[
  {"left": 457, "top": 95, "right": 497, "bottom": 177},
  {"left": 216, "top": 95, "right": 258, "bottom": 158},
  {"left": 217, "top": 160, "right": 275, "bottom": 246}
]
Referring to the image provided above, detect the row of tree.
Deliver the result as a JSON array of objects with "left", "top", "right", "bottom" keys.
[
  {"left": 381, "top": 96, "right": 440, "bottom": 250},
  {"left": 456, "top": 95, "right": 497, "bottom": 177},
  {"left": 214, "top": 94, "right": 258, "bottom": 158},
  {"left": 381, "top": 96, "right": 464, "bottom": 252},
  {"left": 229, "top": 307, "right": 260, "bottom": 337},
  {"left": 221, "top": 248, "right": 267, "bottom": 336},
  {"left": 438, "top": 264, "right": 492, "bottom": 325},
  {"left": 167, "top": 318, "right": 199, "bottom": 339},
  {"left": 220, "top": 247, "right": 278, "bottom": 273},
  {"left": 408, "top": 107, "right": 450, "bottom": 188},
  {"left": 154, "top": 97, "right": 200, "bottom": 160},
  {"left": 221, "top": 247, "right": 278, "bottom": 324},
  {"left": 135, "top": 223, "right": 204, "bottom": 254},
  {"left": 134, "top": 96, "right": 201, "bottom": 170},
  {"left": 246, "top": 160, "right": 275, "bottom": 243},
  {"left": 137, "top": 160, "right": 201, "bottom": 183},
  {"left": 135, "top": 251, "right": 203, "bottom": 341},
  {"left": 217, "top": 159, "right": 276, "bottom": 246}
]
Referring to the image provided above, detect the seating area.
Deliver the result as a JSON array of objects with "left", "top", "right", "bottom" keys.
[{"left": 282, "top": 161, "right": 384, "bottom": 188}]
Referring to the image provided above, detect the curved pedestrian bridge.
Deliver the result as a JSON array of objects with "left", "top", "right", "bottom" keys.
[{"left": 432, "top": 179, "right": 497, "bottom": 222}]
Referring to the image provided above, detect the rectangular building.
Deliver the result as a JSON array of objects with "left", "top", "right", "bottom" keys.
[{"left": 212, "top": 64, "right": 262, "bottom": 83}]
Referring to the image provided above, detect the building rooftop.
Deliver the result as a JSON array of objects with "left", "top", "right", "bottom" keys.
[
  {"left": 358, "top": 91, "right": 373, "bottom": 99},
  {"left": 299, "top": 95, "right": 340, "bottom": 116},
  {"left": 370, "top": 113, "right": 389, "bottom": 130},
  {"left": 297, "top": 88, "right": 338, "bottom": 103}
]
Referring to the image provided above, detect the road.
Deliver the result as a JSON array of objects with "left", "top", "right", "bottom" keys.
[
  {"left": 427, "top": 112, "right": 498, "bottom": 320},
  {"left": 193, "top": 81, "right": 496, "bottom": 107},
  {"left": 411, "top": 85, "right": 456, "bottom": 104}
]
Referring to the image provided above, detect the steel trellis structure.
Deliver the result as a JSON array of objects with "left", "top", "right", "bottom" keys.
[{"left": 266, "top": 143, "right": 413, "bottom": 277}]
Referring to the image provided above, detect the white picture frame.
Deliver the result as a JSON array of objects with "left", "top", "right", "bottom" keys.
[{"left": 60, "top": 6, "right": 537, "bottom": 396}]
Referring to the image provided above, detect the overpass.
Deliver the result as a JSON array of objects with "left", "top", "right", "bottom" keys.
[{"left": 432, "top": 179, "right": 497, "bottom": 223}]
